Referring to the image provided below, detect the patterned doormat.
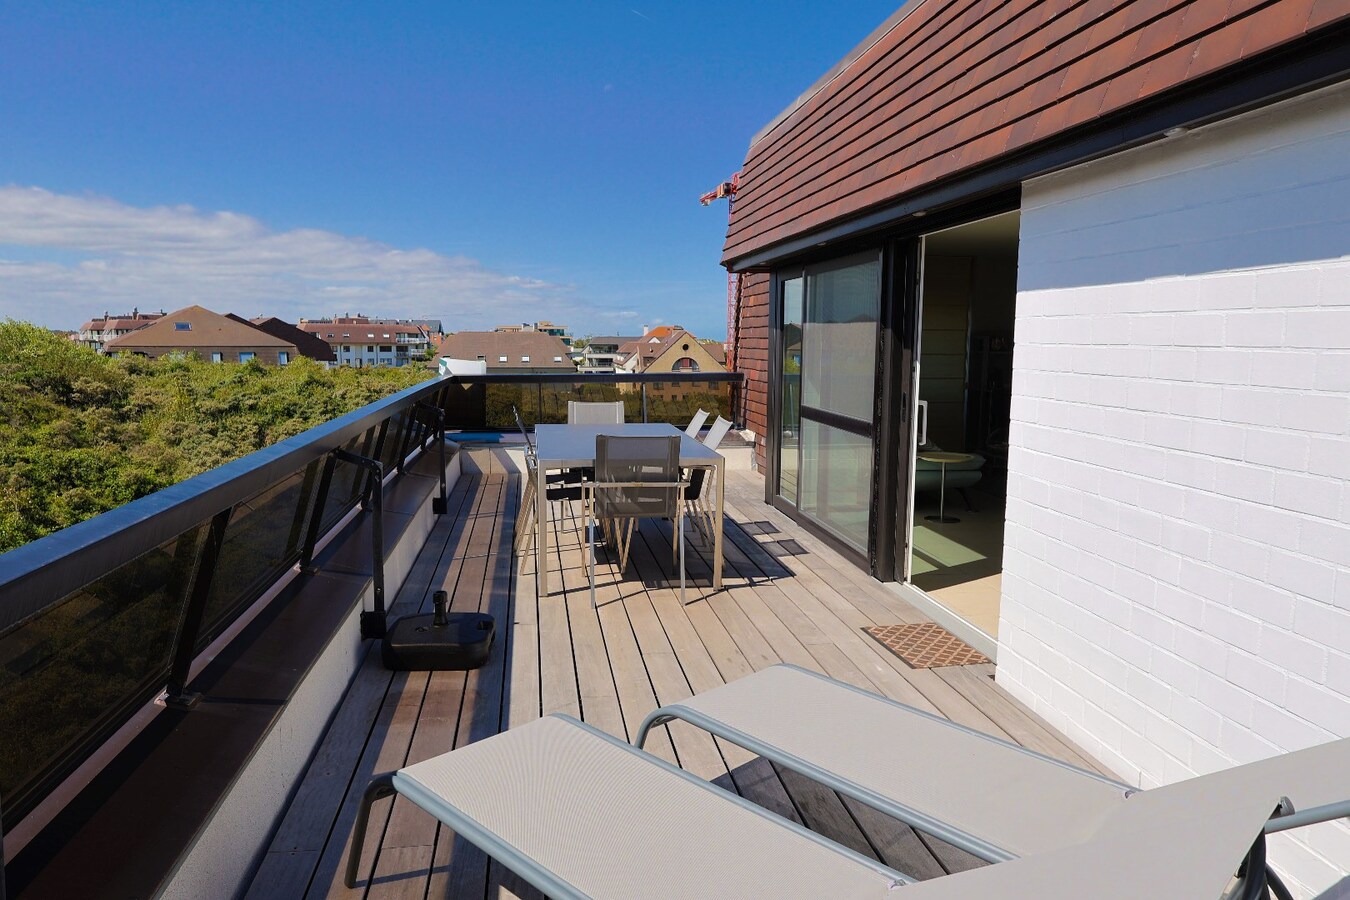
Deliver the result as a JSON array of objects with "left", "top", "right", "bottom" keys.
[{"left": 863, "top": 623, "right": 990, "bottom": 668}]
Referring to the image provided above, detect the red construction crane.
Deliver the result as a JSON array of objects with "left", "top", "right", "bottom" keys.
[{"left": 701, "top": 173, "right": 741, "bottom": 373}]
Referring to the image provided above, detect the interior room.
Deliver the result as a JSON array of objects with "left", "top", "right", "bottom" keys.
[{"left": 909, "top": 211, "right": 1019, "bottom": 638}]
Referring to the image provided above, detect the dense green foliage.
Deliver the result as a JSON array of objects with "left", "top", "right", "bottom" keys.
[{"left": 0, "top": 320, "right": 431, "bottom": 553}]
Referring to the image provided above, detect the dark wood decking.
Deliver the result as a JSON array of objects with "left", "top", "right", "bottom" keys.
[{"left": 244, "top": 469, "right": 1113, "bottom": 899}]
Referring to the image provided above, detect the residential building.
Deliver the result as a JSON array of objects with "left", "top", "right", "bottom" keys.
[
  {"left": 225, "top": 315, "right": 335, "bottom": 363},
  {"left": 615, "top": 327, "right": 726, "bottom": 403},
  {"left": 298, "top": 315, "right": 432, "bottom": 367},
  {"left": 721, "top": 2, "right": 1350, "bottom": 894},
  {"left": 493, "top": 320, "right": 572, "bottom": 346},
  {"left": 103, "top": 305, "right": 298, "bottom": 364},
  {"left": 437, "top": 331, "right": 576, "bottom": 374},
  {"left": 76, "top": 309, "right": 165, "bottom": 353},
  {"left": 578, "top": 335, "right": 641, "bottom": 373}
]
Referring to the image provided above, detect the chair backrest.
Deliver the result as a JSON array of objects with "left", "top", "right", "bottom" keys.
[
  {"left": 512, "top": 405, "right": 537, "bottom": 458},
  {"left": 593, "top": 435, "right": 681, "bottom": 520},
  {"left": 702, "top": 416, "right": 733, "bottom": 451},
  {"left": 568, "top": 400, "right": 625, "bottom": 425},
  {"left": 684, "top": 408, "right": 710, "bottom": 438}
]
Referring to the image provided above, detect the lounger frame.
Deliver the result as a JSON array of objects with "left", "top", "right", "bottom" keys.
[
  {"left": 345, "top": 714, "right": 912, "bottom": 896},
  {"left": 636, "top": 663, "right": 1135, "bottom": 863}
]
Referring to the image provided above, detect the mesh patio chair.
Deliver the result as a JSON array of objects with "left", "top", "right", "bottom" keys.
[
  {"left": 586, "top": 434, "right": 687, "bottom": 607},
  {"left": 684, "top": 408, "right": 710, "bottom": 438},
  {"left": 567, "top": 400, "right": 625, "bottom": 425},
  {"left": 685, "top": 415, "right": 733, "bottom": 546},
  {"left": 512, "top": 405, "right": 584, "bottom": 556}
]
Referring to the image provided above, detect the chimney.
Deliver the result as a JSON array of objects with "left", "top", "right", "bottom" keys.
[{"left": 642, "top": 324, "right": 650, "bottom": 335}]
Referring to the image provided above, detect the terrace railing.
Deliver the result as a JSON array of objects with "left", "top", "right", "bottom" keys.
[{"left": 0, "top": 369, "right": 742, "bottom": 853}]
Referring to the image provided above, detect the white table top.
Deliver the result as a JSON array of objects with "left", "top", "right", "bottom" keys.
[{"left": 534, "top": 423, "right": 722, "bottom": 469}]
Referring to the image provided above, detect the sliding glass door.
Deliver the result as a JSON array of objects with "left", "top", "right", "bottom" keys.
[{"left": 775, "top": 253, "right": 880, "bottom": 553}]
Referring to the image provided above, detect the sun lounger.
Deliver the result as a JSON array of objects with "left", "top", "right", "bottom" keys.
[
  {"left": 345, "top": 712, "right": 1280, "bottom": 899},
  {"left": 636, "top": 664, "right": 1350, "bottom": 865}
]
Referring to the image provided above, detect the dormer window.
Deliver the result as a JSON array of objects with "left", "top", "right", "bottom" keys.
[
  {"left": 521, "top": 355, "right": 530, "bottom": 363},
  {"left": 498, "top": 355, "right": 508, "bottom": 363},
  {"left": 174, "top": 322, "right": 191, "bottom": 331}
]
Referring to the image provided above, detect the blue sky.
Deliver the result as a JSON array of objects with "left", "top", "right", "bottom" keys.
[{"left": 0, "top": 1, "right": 900, "bottom": 338}]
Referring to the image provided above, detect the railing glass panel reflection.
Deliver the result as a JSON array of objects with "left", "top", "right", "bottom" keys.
[{"left": 0, "top": 371, "right": 740, "bottom": 839}]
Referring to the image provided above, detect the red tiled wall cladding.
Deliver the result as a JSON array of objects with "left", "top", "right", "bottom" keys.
[
  {"left": 733, "top": 272, "right": 771, "bottom": 470},
  {"left": 722, "top": 0, "right": 1348, "bottom": 265}
]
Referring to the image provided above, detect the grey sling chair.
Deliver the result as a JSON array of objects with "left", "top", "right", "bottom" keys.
[
  {"left": 636, "top": 664, "right": 1350, "bottom": 898},
  {"left": 511, "top": 404, "right": 584, "bottom": 556},
  {"left": 586, "top": 433, "right": 687, "bottom": 607},
  {"left": 343, "top": 712, "right": 1284, "bottom": 899},
  {"left": 567, "top": 399, "right": 625, "bottom": 424}
]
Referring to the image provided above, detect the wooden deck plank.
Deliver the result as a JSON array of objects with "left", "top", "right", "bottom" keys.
[
  {"left": 246, "top": 475, "right": 482, "bottom": 900},
  {"left": 428, "top": 476, "right": 518, "bottom": 900},
  {"left": 244, "top": 469, "right": 1126, "bottom": 900},
  {"left": 340, "top": 475, "right": 509, "bottom": 899}
]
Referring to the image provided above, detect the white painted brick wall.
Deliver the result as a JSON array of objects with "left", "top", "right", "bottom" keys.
[{"left": 1000, "top": 82, "right": 1350, "bottom": 897}]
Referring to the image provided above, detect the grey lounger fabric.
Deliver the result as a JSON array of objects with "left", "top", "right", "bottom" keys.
[
  {"left": 348, "top": 712, "right": 1279, "bottom": 898},
  {"left": 638, "top": 664, "right": 1350, "bottom": 865},
  {"left": 895, "top": 783, "right": 1282, "bottom": 900},
  {"left": 638, "top": 663, "right": 1133, "bottom": 860},
  {"left": 374, "top": 714, "right": 909, "bottom": 899}
]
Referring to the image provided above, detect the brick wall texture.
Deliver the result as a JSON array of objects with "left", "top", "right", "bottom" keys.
[{"left": 1000, "top": 84, "right": 1350, "bottom": 896}]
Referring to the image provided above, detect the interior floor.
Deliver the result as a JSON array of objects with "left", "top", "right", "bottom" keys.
[{"left": 910, "top": 487, "right": 1005, "bottom": 637}]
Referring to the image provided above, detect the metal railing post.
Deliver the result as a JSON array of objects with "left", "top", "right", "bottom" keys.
[
  {"left": 163, "top": 507, "right": 233, "bottom": 709},
  {"left": 333, "top": 448, "right": 387, "bottom": 639},
  {"left": 366, "top": 417, "right": 391, "bottom": 498},
  {"left": 300, "top": 452, "right": 339, "bottom": 573},
  {"left": 641, "top": 383, "right": 649, "bottom": 423},
  {"left": 415, "top": 402, "right": 448, "bottom": 514}
]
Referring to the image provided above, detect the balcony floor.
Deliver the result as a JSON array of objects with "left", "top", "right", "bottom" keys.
[{"left": 244, "top": 469, "right": 1114, "bottom": 899}]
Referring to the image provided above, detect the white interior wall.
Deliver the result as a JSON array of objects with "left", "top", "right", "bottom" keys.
[{"left": 1000, "top": 82, "right": 1350, "bottom": 896}]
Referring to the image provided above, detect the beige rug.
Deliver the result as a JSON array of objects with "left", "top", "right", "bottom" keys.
[{"left": 863, "top": 622, "right": 990, "bottom": 668}]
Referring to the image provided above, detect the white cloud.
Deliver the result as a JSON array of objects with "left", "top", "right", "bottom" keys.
[{"left": 0, "top": 185, "right": 635, "bottom": 330}]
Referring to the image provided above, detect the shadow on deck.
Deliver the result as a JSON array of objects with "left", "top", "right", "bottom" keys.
[{"left": 243, "top": 470, "right": 1113, "bottom": 899}]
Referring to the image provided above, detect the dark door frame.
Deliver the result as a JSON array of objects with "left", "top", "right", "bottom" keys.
[{"left": 763, "top": 194, "right": 1020, "bottom": 579}]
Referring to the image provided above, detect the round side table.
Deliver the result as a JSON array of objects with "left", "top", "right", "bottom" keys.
[{"left": 917, "top": 451, "right": 974, "bottom": 524}]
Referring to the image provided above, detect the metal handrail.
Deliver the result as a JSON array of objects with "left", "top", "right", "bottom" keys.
[
  {"left": 0, "top": 370, "right": 743, "bottom": 632},
  {"left": 0, "top": 376, "right": 449, "bottom": 633},
  {"left": 444, "top": 371, "right": 742, "bottom": 385}
]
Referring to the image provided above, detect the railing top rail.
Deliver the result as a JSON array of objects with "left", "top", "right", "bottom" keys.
[
  {"left": 0, "top": 369, "right": 744, "bottom": 631},
  {"left": 0, "top": 375, "right": 448, "bottom": 632},
  {"left": 443, "top": 371, "right": 743, "bottom": 385}
]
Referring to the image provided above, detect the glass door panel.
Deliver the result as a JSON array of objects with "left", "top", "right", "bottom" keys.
[
  {"left": 778, "top": 276, "right": 804, "bottom": 505},
  {"left": 802, "top": 260, "right": 880, "bottom": 422},
  {"left": 776, "top": 252, "right": 880, "bottom": 554},
  {"left": 799, "top": 419, "right": 872, "bottom": 550}
]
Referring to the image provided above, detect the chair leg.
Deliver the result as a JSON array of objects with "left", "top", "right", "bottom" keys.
[
  {"left": 515, "top": 479, "right": 535, "bottom": 555},
  {"left": 588, "top": 492, "right": 597, "bottom": 610},
  {"left": 618, "top": 519, "right": 635, "bottom": 570},
  {"left": 345, "top": 773, "right": 396, "bottom": 888},
  {"left": 959, "top": 487, "right": 978, "bottom": 512},
  {"left": 678, "top": 512, "right": 686, "bottom": 604}
]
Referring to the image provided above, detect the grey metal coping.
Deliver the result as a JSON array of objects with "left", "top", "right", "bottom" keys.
[
  {"left": 391, "top": 714, "right": 910, "bottom": 899},
  {"left": 637, "top": 663, "right": 1134, "bottom": 862},
  {"left": 534, "top": 423, "right": 723, "bottom": 470}
]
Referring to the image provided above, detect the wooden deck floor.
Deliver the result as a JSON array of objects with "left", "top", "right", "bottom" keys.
[{"left": 245, "top": 469, "right": 1114, "bottom": 899}]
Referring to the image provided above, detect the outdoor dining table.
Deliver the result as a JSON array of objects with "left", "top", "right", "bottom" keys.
[{"left": 532, "top": 423, "right": 725, "bottom": 597}]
